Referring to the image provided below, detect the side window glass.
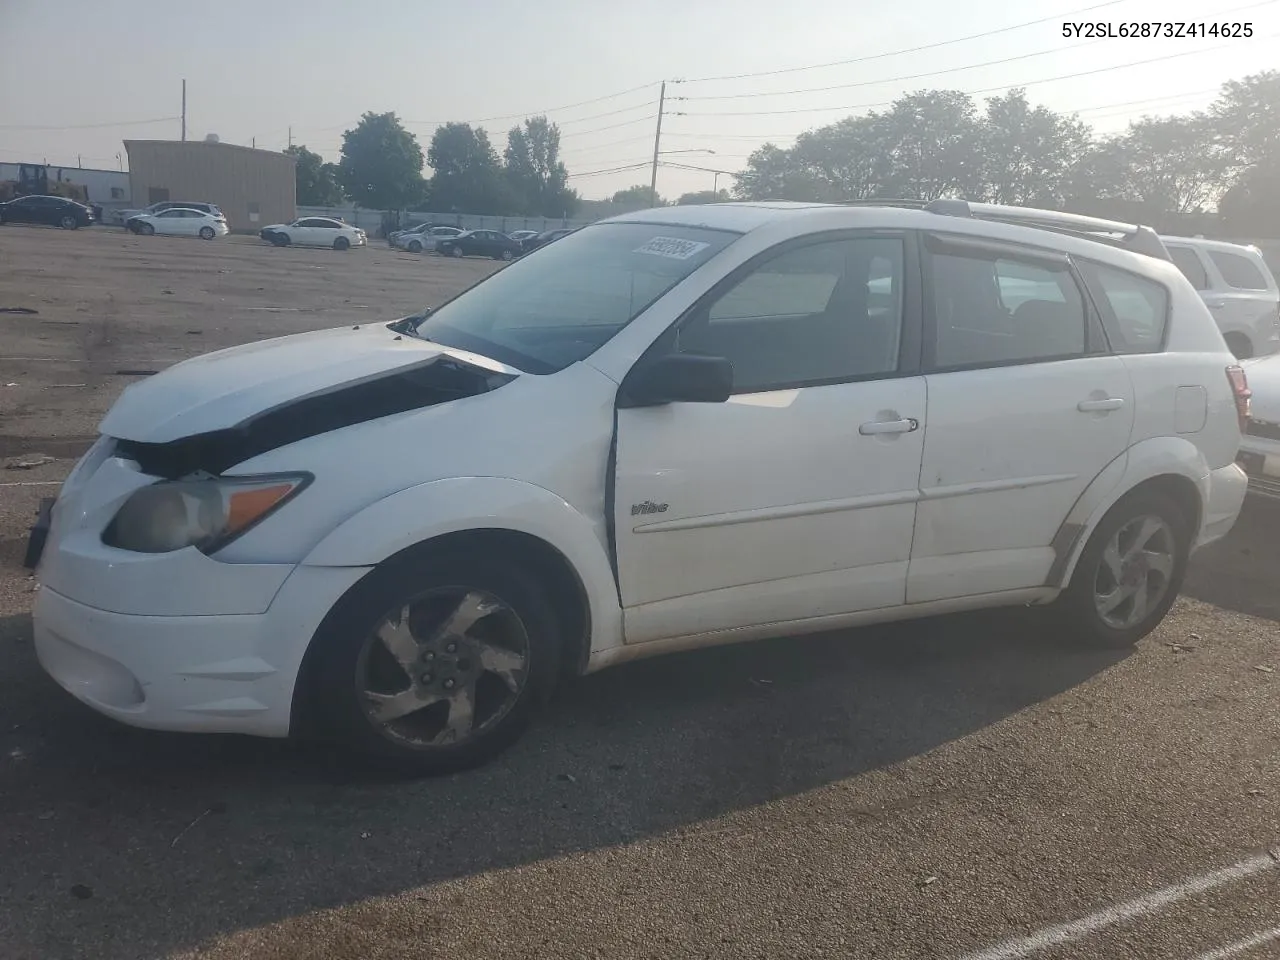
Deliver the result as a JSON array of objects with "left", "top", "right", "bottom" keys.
[
  {"left": 678, "top": 237, "right": 905, "bottom": 393},
  {"left": 929, "top": 251, "right": 1085, "bottom": 368},
  {"left": 1167, "top": 247, "right": 1209, "bottom": 290},
  {"left": 1209, "top": 250, "right": 1270, "bottom": 291},
  {"left": 1078, "top": 261, "right": 1169, "bottom": 354}
]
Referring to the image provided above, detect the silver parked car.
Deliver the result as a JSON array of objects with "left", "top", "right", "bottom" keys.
[
  {"left": 391, "top": 224, "right": 463, "bottom": 253},
  {"left": 1162, "top": 235, "right": 1280, "bottom": 359}
]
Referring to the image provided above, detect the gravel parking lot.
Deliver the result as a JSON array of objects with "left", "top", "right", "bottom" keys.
[{"left": 2, "top": 226, "right": 1280, "bottom": 960}]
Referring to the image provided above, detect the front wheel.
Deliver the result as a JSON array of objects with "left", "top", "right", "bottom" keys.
[
  {"left": 59, "top": 215, "right": 79, "bottom": 230},
  {"left": 407, "top": 239, "right": 422, "bottom": 253},
  {"left": 450, "top": 246, "right": 464, "bottom": 258},
  {"left": 334, "top": 236, "right": 350, "bottom": 251},
  {"left": 303, "top": 551, "right": 561, "bottom": 775},
  {"left": 138, "top": 222, "right": 155, "bottom": 236},
  {"left": 198, "top": 226, "right": 216, "bottom": 240},
  {"left": 498, "top": 248, "right": 514, "bottom": 261},
  {"left": 270, "top": 233, "right": 290, "bottom": 247},
  {"left": 1055, "top": 490, "right": 1191, "bottom": 648}
]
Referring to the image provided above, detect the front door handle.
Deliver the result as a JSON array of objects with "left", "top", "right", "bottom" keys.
[
  {"left": 859, "top": 417, "right": 919, "bottom": 436},
  {"left": 1077, "top": 398, "right": 1125, "bottom": 413}
]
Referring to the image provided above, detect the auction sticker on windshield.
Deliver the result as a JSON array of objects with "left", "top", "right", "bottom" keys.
[{"left": 634, "top": 236, "right": 711, "bottom": 260}]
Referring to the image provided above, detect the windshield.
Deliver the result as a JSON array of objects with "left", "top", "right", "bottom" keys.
[{"left": 410, "top": 222, "right": 737, "bottom": 372}]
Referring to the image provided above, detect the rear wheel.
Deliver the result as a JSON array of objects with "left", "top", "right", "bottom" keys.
[
  {"left": 334, "top": 236, "right": 351, "bottom": 251},
  {"left": 59, "top": 214, "right": 78, "bottom": 230},
  {"left": 1225, "top": 332, "right": 1253, "bottom": 360},
  {"left": 407, "top": 239, "right": 422, "bottom": 253},
  {"left": 198, "top": 226, "right": 216, "bottom": 240},
  {"left": 1056, "top": 490, "right": 1191, "bottom": 648},
  {"left": 303, "top": 550, "right": 561, "bottom": 775}
]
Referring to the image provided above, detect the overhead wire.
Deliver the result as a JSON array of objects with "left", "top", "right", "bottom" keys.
[{"left": 0, "top": 116, "right": 179, "bottom": 131}]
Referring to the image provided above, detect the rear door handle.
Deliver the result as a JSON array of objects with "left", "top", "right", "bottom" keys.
[
  {"left": 1077, "top": 398, "right": 1125, "bottom": 413},
  {"left": 859, "top": 418, "right": 919, "bottom": 436}
]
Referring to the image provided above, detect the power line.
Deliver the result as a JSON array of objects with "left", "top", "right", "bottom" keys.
[
  {"left": 558, "top": 115, "right": 657, "bottom": 139},
  {"left": 567, "top": 161, "right": 652, "bottom": 180},
  {"left": 674, "top": 0, "right": 1127, "bottom": 84},
  {"left": 679, "top": 37, "right": 1269, "bottom": 117},
  {"left": 0, "top": 116, "right": 179, "bottom": 131},
  {"left": 676, "top": 41, "right": 1101, "bottom": 102},
  {"left": 561, "top": 134, "right": 655, "bottom": 154},
  {"left": 402, "top": 82, "right": 660, "bottom": 128}
]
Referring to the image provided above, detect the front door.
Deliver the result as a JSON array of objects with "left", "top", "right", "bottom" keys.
[
  {"left": 907, "top": 233, "right": 1135, "bottom": 603},
  {"left": 614, "top": 233, "right": 926, "bottom": 644}
]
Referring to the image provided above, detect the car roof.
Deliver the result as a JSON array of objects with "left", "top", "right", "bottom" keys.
[{"left": 1161, "top": 234, "right": 1266, "bottom": 256}]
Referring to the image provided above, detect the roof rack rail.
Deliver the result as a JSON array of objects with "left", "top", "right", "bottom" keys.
[{"left": 838, "top": 198, "right": 1171, "bottom": 261}]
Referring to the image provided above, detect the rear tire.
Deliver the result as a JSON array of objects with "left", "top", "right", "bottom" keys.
[
  {"left": 302, "top": 549, "right": 561, "bottom": 776},
  {"left": 334, "top": 236, "right": 350, "bottom": 251},
  {"left": 407, "top": 239, "right": 422, "bottom": 253},
  {"left": 198, "top": 226, "right": 215, "bottom": 240},
  {"left": 1225, "top": 332, "right": 1253, "bottom": 360},
  {"left": 1055, "top": 490, "right": 1192, "bottom": 648}
]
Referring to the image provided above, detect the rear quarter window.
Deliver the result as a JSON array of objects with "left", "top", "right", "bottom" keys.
[
  {"left": 1208, "top": 250, "right": 1272, "bottom": 291},
  {"left": 1078, "top": 261, "right": 1169, "bottom": 354},
  {"left": 1167, "top": 246, "right": 1208, "bottom": 290}
]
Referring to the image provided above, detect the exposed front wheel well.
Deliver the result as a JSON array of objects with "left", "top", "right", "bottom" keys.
[{"left": 290, "top": 528, "right": 591, "bottom": 737}]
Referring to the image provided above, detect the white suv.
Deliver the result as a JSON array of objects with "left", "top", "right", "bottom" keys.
[
  {"left": 1162, "top": 235, "right": 1280, "bottom": 359},
  {"left": 29, "top": 200, "right": 1248, "bottom": 774}
]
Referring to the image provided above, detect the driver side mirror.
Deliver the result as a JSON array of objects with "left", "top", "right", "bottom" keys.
[{"left": 618, "top": 353, "right": 733, "bottom": 408}]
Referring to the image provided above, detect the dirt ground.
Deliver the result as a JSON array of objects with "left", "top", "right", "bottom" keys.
[{"left": 3, "top": 225, "right": 1280, "bottom": 960}]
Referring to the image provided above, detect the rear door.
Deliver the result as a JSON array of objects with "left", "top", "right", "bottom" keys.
[
  {"left": 1204, "top": 247, "right": 1280, "bottom": 356},
  {"left": 909, "top": 232, "right": 1134, "bottom": 603}
]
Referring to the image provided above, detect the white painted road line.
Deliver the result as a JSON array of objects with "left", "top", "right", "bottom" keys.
[
  {"left": 959, "top": 850, "right": 1280, "bottom": 960},
  {"left": 1191, "top": 926, "right": 1280, "bottom": 960}
]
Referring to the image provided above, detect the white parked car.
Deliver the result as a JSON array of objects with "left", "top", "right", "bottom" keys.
[
  {"left": 1162, "top": 235, "right": 1280, "bottom": 360},
  {"left": 115, "top": 201, "right": 225, "bottom": 227},
  {"left": 29, "top": 200, "right": 1248, "bottom": 775},
  {"left": 392, "top": 224, "right": 463, "bottom": 253},
  {"left": 1235, "top": 352, "right": 1280, "bottom": 499},
  {"left": 125, "top": 207, "right": 229, "bottom": 240},
  {"left": 260, "top": 217, "right": 366, "bottom": 250}
]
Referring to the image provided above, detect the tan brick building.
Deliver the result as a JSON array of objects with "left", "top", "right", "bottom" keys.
[{"left": 124, "top": 139, "right": 296, "bottom": 232}]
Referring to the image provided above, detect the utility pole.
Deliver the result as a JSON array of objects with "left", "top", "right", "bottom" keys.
[
  {"left": 649, "top": 81, "right": 666, "bottom": 201},
  {"left": 288, "top": 126, "right": 293, "bottom": 149},
  {"left": 77, "top": 155, "right": 82, "bottom": 169},
  {"left": 181, "top": 79, "right": 187, "bottom": 141},
  {"left": 252, "top": 137, "right": 256, "bottom": 149}
]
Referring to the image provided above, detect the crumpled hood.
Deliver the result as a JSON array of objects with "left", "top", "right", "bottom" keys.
[
  {"left": 1244, "top": 353, "right": 1280, "bottom": 423},
  {"left": 100, "top": 324, "right": 519, "bottom": 444}
]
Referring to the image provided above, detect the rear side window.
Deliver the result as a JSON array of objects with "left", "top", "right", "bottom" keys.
[
  {"left": 1078, "top": 261, "right": 1169, "bottom": 354},
  {"left": 1209, "top": 250, "right": 1271, "bottom": 291},
  {"left": 1167, "top": 246, "right": 1208, "bottom": 290},
  {"left": 928, "top": 251, "right": 1085, "bottom": 368}
]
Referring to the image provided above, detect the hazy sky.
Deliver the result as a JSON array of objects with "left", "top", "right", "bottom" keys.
[{"left": 1, "top": 0, "right": 1275, "bottom": 201}]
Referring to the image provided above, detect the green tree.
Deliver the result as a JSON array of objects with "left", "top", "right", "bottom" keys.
[
  {"left": 284, "top": 145, "right": 344, "bottom": 206},
  {"left": 336, "top": 112, "right": 426, "bottom": 211},
  {"left": 610, "top": 185, "right": 665, "bottom": 209},
  {"left": 979, "top": 89, "right": 1092, "bottom": 206},
  {"left": 504, "top": 116, "right": 579, "bottom": 217},
  {"left": 427, "top": 122, "right": 511, "bottom": 214},
  {"left": 1115, "top": 114, "right": 1231, "bottom": 214},
  {"left": 676, "top": 189, "right": 731, "bottom": 205},
  {"left": 1211, "top": 71, "right": 1280, "bottom": 170}
]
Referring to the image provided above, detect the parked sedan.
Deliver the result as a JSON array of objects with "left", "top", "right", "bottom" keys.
[
  {"left": 509, "top": 229, "right": 538, "bottom": 244},
  {"left": 520, "top": 227, "right": 577, "bottom": 254},
  {"left": 436, "top": 229, "right": 521, "bottom": 260},
  {"left": 260, "top": 217, "right": 366, "bottom": 250},
  {"left": 395, "top": 225, "right": 463, "bottom": 253},
  {"left": 114, "top": 201, "right": 225, "bottom": 227},
  {"left": 126, "top": 207, "right": 229, "bottom": 240},
  {"left": 0, "top": 195, "right": 96, "bottom": 229}
]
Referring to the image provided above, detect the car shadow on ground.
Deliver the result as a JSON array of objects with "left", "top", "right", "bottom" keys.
[
  {"left": 1184, "top": 495, "right": 1280, "bottom": 622},
  {"left": 0, "top": 605, "right": 1125, "bottom": 959}
]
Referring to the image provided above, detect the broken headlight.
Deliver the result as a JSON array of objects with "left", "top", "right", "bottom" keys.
[{"left": 103, "top": 473, "right": 310, "bottom": 554}]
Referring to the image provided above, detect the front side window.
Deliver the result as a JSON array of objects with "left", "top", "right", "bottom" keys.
[
  {"left": 412, "top": 222, "right": 736, "bottom": 373},
  {"left": 676, "top": 236, "right": 905, "bottom": 393},
  {"left": 1079, "top": 261, "right": 1169, "bottom": 354},
  {"left": 929, "top": 250, "right": 1085, "bottom": 368},
  {"left": 1167, "top": 246, "right": 1209, "bottom": 290},
  {"left": 1209, "top": 250, "right": 1271, "bottom": 291}
]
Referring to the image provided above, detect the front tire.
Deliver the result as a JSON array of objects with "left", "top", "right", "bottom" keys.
[
  {"left": 450, "top": 246, "right": 464, "bottom": 258},
  {"left": 1056, "top": 490, "right": 1191, "bottom": 648},
  {"left": 407, "top": 239, "right": 422, "bottom": 253},
  {"left": 138, "top": 222, "right": 155, "bottom": 236},
  {"left": 199, "top": 226, "right": 216, "bottom": 240},
  {"left": 334, "top": 236, "right": 350, "bottom": 251},
  {"left": 498, "top": 248, "right": 514, "bottom": 261},
  {"left": 303, "top": 550, "right": 561, "bottom": 775},
  {"left": 59, "top": 215, "right": 79, "bottom": 230},
  {"left": 270, "top": 233, "right": 290, "bottom": 247}
]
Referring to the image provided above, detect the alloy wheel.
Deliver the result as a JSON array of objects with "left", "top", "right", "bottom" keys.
[{"left": 1093, "top": 514, "right": 1176, "bottom": 629}]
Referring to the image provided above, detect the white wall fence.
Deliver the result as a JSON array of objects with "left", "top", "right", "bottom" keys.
[{"left": 296, "top": 205, "right": 591, "bottom": 237}]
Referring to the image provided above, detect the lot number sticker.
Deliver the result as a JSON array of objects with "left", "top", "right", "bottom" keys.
[{"left": 634, "top": 236, "right": 711, "bottom": 260}]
